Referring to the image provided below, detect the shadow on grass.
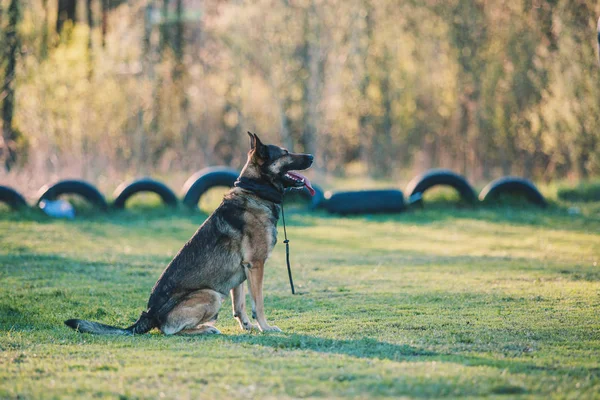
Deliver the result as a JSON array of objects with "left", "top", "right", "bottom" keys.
[
  {"left": 223, "top": 333, "right": 435, "bottom": 361},
  {"left": 0, "top": 304, "right": 38, "bottom": 332},
  {"left": 0, "top": 206, "right": 209, "bottom": 225},
  {"left": 216, "top": 332, "right": 595, "bottom": 384},
  {"left": 0, "top": 251, "right": 169, "bottom": 275}
]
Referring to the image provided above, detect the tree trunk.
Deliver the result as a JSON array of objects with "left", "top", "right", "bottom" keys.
[
  {"left": 142, "top": 2, "right": 155, "bottom": 75},
  {"left": 41, "top": 0, "right": 49, "bottom": 59},
  {"left": 278, "top": 97, "right": 294, "bottom": 151},
  {"left": 301, "top": 3, "right": 324, "bottom": 161},
  {"left": 160, "top": 0, "right": 170, "bottom": 54},
  {"left": 173, "top": 0, "right": 184, "bottom": 78},
  {"left": 457, "top": 93, "right": 470, "bottom": 176},
  {"left": 57, "top": 0, "right": 77, "bottom": 34},
  {"left": 376, "top": 49, "right": 393, "bottom": 176},
  {"left": 576, "top": 151, "right": 589, "bottom": 180},
  {"left": 87, "top": 0, "right": 94, "bottom": 77},
  {"left": 101, "top": 0, "right": 108, "bottom": 47},
  {"left": 1, "top": 0, "right": 20, "bottom": 170},
  {"left": 357, "top": 0, "right": 373, "bottom": 173},
  {"left": 142, "top": 1, "right": 159, "bottom": 169},
  {"left": 149, "top": 0, "right": 170, "bottom": 168}
]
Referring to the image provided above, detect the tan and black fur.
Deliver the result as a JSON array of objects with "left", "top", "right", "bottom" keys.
[{"left": 65, "top": 132, "right": 313, "bottom": 335}]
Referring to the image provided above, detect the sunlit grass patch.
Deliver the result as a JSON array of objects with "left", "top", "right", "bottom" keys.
[{"left": 0, "top": 204, "right": 599, "bottom": 398}]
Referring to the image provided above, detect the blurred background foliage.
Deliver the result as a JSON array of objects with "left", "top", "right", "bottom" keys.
[{"left": 1, "top": 0, "right": 599, "bottom": 189}]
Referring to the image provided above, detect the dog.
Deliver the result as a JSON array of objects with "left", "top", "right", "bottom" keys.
[{"left": 65, "top": 132, "right": 314, "bottom": 335}]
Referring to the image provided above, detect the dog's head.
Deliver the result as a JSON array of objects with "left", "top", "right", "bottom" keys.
[{"left": 240, "top": 132, "right": 315, "bottom": 195}]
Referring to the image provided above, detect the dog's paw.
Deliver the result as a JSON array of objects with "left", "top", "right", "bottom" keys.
[
  {"left": 260, "top": 325, "right": 282, "bottom": 333},
  {"left": 202, "top": 326, "right": 221, "bottom": 335},
  {"left": 240, "top": 321, "right": 258, "bottom": 331}
]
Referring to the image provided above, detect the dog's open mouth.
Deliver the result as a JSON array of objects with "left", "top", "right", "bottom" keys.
[{"left": 284, "top": 171, "right": 316, "bottom": 196}]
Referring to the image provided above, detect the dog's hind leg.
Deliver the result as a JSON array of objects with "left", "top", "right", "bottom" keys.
[
  {"left": 177, "top": 325, "right": 221, "bottom": 335},
  {"left": 160, "top": 289, "right": 223, "bottom": 335},
  {"left": 231, "top": 283, "right": 257, "bottom": 331}
]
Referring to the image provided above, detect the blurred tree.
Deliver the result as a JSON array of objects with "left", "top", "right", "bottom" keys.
[
  {"left": 101, "top": 0, "right": 108, "bottom": 47},
  {"left": 1, "top": 0, "right": 20, "bottom": 170},
  {"left": 41, "top": 0, "right": 49, "bottom": 59},
  {"left": 57, "top": 0, "right": 77, "bottom": 34},
  {"left": 4, "top": 0, "right": 600, "bottom": 180},
  {"left": 87, "top": 0, "right": 94, "bottom": 77}
]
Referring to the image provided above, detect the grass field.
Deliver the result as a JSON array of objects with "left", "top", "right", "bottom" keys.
[{"left": 1, "top": 198, "right": 600, "bottom": 399}]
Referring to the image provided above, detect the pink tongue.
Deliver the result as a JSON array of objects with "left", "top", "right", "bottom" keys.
[{"left": 287, "top": 171, "right": 316, "bottom": 196}]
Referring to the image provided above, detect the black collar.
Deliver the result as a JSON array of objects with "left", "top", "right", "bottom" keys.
[{"left": 234, "top": 177, "right": 284, "bottom": 204}]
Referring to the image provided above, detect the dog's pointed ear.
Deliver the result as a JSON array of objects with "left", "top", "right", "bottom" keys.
[
  {"left": 247, "top": 131, "right": 256, "bottom": 149},
  {"left": 253, "top": 133, "right": 264, "bottom": 149},
  {"left": 250, "top": 133, "right": 268, "bottom": 160}
]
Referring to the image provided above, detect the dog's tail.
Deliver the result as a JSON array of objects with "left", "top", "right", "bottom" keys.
[{"left": 64, "top": 311, "right": 155, "bottom": 335}]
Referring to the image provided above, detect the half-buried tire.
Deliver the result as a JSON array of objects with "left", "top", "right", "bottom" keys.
[
  {"left": 479, "top": 177, "right": 546, "bottom": 207},
  {"left": 284, "top": 184, "right": 325, "bottom": 210},
  {"left": 182, "top": 167, "right": 239, "bottom": 210},
  {"left": 112, "top": 178, "right": 178, "bottom": 209},
  {"left": 0, "top": 185, "right": 28, "bottom": 210},
  {"left": 405, "top": 169, "right": 477, "bottom": 206},
  {"left": 36, "top": 180, "right": 108, "bottom": 210},
  {"left": 323, "top": 189, "right": 405, "bottom": 215}
]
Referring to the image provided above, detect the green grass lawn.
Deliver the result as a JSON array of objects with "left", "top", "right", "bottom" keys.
[{"left": 1, "top": 202, "right": 599, "bottom": 399}]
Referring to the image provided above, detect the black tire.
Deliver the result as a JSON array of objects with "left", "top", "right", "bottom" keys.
[
  {"left": 182, "top": 167, "right": 239, "bottom": 210},
  {"left": 36, "top": 180, "right": 108, "bottom": 210},
  {"left": 479, "top": 177, "right": 547, "bottom": 207},
  {"left": 0, "top": 185, "right": 28, "bottom": 210},
  {"left": 112, "top": 178, "right": 178, "bottom": 209},
  {"left": 283, "top": 184, "right": 325, "bottom": 210},
  {"left": 323, "top": 189, "right": 406, "bottom": 215},
  {"left": 405, "top": 169, "right": 477, "bottom": 204}
]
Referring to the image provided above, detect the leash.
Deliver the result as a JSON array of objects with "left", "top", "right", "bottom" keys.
[{"left": 280, "top": 199, "right": 295, "bottom": 295}]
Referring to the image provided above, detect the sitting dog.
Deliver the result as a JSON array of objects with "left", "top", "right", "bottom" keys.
[{"left": 65, "top": 132, "right": 314, "bottom": 335}]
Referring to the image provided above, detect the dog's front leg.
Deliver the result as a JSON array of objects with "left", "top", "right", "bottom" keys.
[
  {"left": 246, "top": 261, "right": 281, "bottom": 332},
  {"left": 231, "top": 283, "right": 257, "bottom": 331},
  {"left": 247, "top": 280, "right": 256, "bottom": 320}
]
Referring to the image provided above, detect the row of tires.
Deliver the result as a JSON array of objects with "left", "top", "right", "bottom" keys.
[
  {"left": 324, "top": 170, "right": 546, "bottom": 214},
  {"left": 0, "top": 168, "right": 546, "bottom": 215},
  {"left": 0, "top": 167, "right": 318, "bottom": 212}
]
